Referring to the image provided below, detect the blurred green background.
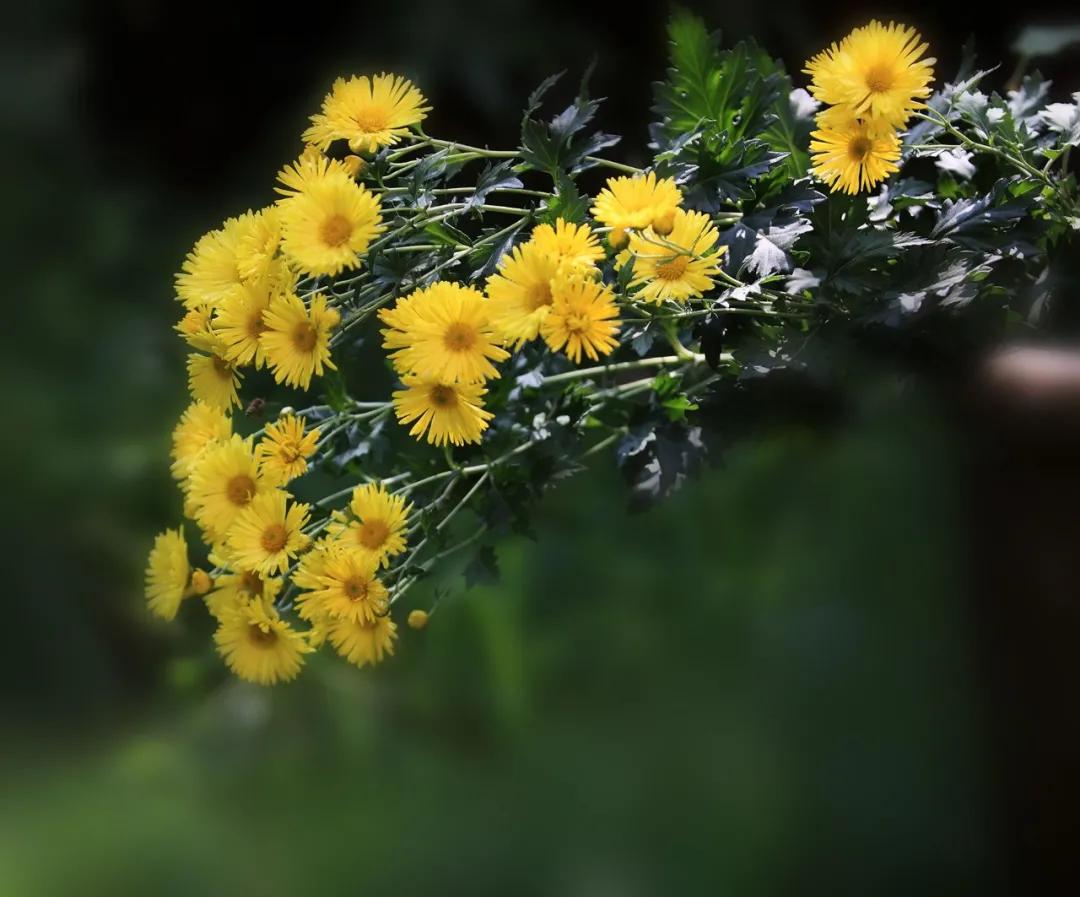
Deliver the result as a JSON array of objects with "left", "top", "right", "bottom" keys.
[{"left": 5, "top": 1, "right": 1080, "bottom": 894}]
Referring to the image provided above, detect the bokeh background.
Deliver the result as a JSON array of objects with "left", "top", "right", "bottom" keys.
[{"left": 5, "top": 1, "right": 1080, "bottom": 894}]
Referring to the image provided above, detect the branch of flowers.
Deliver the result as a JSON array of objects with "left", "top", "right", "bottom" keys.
[{"left": 912, "top": 111, "right": 1051, "bottom": 185}]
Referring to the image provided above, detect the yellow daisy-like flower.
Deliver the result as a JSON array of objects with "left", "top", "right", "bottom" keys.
[
  {"left": 379, "top": 282, "right": 509, "bottom": 383},
  {"left": 225, "top": 490, "right": 311, "bottom": 575},
  {"left": 145, "top": 528, "right": 190, "bottom": 621},
  {"left": 528, "top": 219, "right": 605, "bottom": 271},
  {"left": 485, "top": 241, "right": 563, "bottom": 348},
  {"left": 187, "top": 435, "right": 270, "bottom": 543},
  {"left": 214, "top": 598, "right": 312, "bottom": 685},
  {"left": 327, "top": 614, "right": 398, "bottom": 668},
  {"left": 175, "top": 306, "right": 216, "bottom": 350},
  {"left": 303, "top": 548, "right": 389, "bottom": 624},
  {"left": 234, "top": 207, "right": 282, "bottom": 283},
  {"left": 275, "top": 146, "right": 355, "bottom": 198},
  {"left": 330, "top": 483, "right": 410, "bottom": 568},
  {"left": 279, "top": 171, "right": 384, "bottom": 277},
  {"left": 392, "top": 374, "right": 493, "bottom": 447},
  {"left": 205, "top": 568, "right": 283, "bottom": 621},
  {"left": 541, "top": 275, "right": 621, "bottom": 364},
  {"left": 256, "top": 415, "right": 320, "bottom": 485},
  {"left": 175, "top": 216, "right": 246, "bottom": 310},
  {"left": 260, "top": 292, "right": 340, "bottom": 390},
  {"left": 187, "top": 348, "right": 242, "bottom": 410},
  {"left": 591, "top": 173, "right": 684, "bottom": 246},
  {"left": 809, "top": 105, "right": 902, "bottom": 194},
  {"left": 804, "top": 21, "right": 935, "bottom": 127},
  {"left": 627, "top": 209, "right": 724, "bottom": 303},
  {"left": 213, "top": 280, "right": 274, "bottom": 369},
  {"left": 303, "top": 73, "right": 431, "bottom": 154},
  {"left": 171, "top": 401, "right": 232, "bottom": 482},
  {"left": 291, "top": 536, "right": 339, "bottom": 599}
]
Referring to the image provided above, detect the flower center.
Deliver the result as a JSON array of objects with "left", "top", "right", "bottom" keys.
[
  {"left": 292, "top": 321, "right": 318, "bottom": 352},
  {"left": 429, "top": 384, "right": 457, "bottom": 409},
  {"left": 240, "top": 571, "right": 264, "bottom": 595},
  {"left": 343, "top": 577, "right": 369, "bottom": 601},
  {"left": 260, "top": 523, "right": 288, "bottom": 553},
  {"left": 565, "top": 313, "right": 590, "bottom": 334},
  {"left": 443, "top": 322, "right": 478, "bottom": 352},
  {"left": 356, "top": 518, "right": 390, "bottom": 550},
  {"left": 865, "top": 64, "right": 894, "bottom": 94},
  {"left": 226, "top": 474, "right": 256, "bottom": 507},
  {"left": 526, "top": 281, "right": 553, "bottom": 311},
  {"left": 655, "top": 254, "right": 690, "bottom": 281},
  {"left": 354, "top": 107, "right": 390, "bottom": 133},
  {"left": 247, "top": 311, "right": 266, "bottom": 340},
  {"left": 247, "top": 624, "right": 278, "bottom": 647},
  {"left": 278, "top": 442, "right": 302, "bottom": 464},
  {"left": 320, "top": 213, "right": 354, "bottom": 248},
  {"left": 212, "top": 355, "right": 234, "bottom": 380},
  {"left": 848, "top": 136, "right": 873, "bottom": 162}
]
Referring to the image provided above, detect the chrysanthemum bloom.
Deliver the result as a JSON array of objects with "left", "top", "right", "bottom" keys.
[
  {"left": 291, "top": 536, "right": 338, "bottom": 594},
  {"left": 809, "top": 106, "right": 901, "bottom": 194},
  {"left": 627, "top": 209, "right": 724, "bottom": 303},
  {"left": 256, "top": 415, "right": 319, "bottom": 485},
  {"left": 275, "top": 146, "right": 356, "bottom": 198},
  {"left": 303, "top": 74, "right": 431, "bottom": 154},
  {"left": 187, "top": 435, "right": 271, "bottom": 543},
  {"left": 392, "top": 374, "right": 494, "bottom": 446},
  {"left": 591, "top": 173, "right": 684, "bottom": 246},
  {"left": 304, "top": 549, "right": 389, "bottom": 624},
  {"left": 205, "top": 567, "right": 283, "bottom": 621},
  {"left": 187, "top": 348, "right": 242, "bottom": 410},
  {"left": 234, "top": 207, "right": 282, "bottom": 283},
  {"left": 327, "top": 614, "right": 398, "bottom": 668},
  {"left": 145, "top": 528, "right": 190, "bottom": 621},
  {"left": 541, "top": 275, "right": 621, "bottom": 363},
  {"left": 260, "top": 292, "right": 340, "bottom": 390},
  {"left": 379, "top": 282, "right": 509, "bottom": 382},
  {"left": 226, "top": 490, "right": 311, "bottom": 575},
  {"left": 485, "top": 242, "right": 563, "bottom": 348},
  {"left": 171, "top": 401, "right": 232, "bottom": 482},
  {"left": 175, "top": 306, "right": 215, "bottom": 349},
  {"left": 804, "top": 21, "right": 935, "bottom": 127},
  {"left": 528, "top": 219, "right": 605, "bottom": 271},
  {"left": 213, "top": 598, "right": 312, "bottom": 685},
  {"left": 213, "top": 281, "right": 274, "bottom": 369},
  {"left": 175, "top": 216, "right": 246, "bottom": 309},
  {"left": 329, "top": 483, "right": 410, "bottom": 568},
  {"left": 279, "top": 171, "right": 384, "bottom": 276}
]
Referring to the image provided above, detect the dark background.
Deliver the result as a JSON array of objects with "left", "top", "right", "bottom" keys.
[{"left": 4, "top": 1, "right": 1080, "bottom": 894}]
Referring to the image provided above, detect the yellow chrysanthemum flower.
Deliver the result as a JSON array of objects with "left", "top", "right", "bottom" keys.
[
  {"left": 275, "top": 146, "right": 356, "bottom": 198},
  {"left": 590, "top": 173, "right": 684, "bottom": 246},
  {"left": 291, "top": 536, "right": 339, "bottom": 599},
  {"left": 804, "top": 21, "right": 935, "bottom": 127},
  {"left": 302, "top": 548, "right": 389, "bottom": 624},
  {"left": 392, "top": 374, "right": 493, "bottom": 447},
  {"left": 379, "top": 282, "right": 509, "bottom": 383},
  {"left": 327, "top": 614, "right": 398, "bottom": 668},
  {"left": 213, "top": 281, "right": 274, "bottom": 369},
  {"left": 329, "top": 483, "right": 410, "bottom": 568},
  {"left": 187, "top": 347, "right": 242, "bottom": 410},
  {"left": 809, "top": 105, "right": 902, "bottom": 194},
  {"left": 187, "top": 435, "right": 271, "bottom": 543},
  {"left": 171, "top": 401, "right": 232, "bottom": 482},
  {"left": 225, "top": 490, "right": 311, "bottom": 575},
  {"left": 175, "top": 216, "right": 246, "bottom": 310},
  {"left": 540, "top": 275, "right": 621, "bottom": 364},
  {"left": 303, "top": 73, "right": 431, "bottom": 154},
  {"left": 235, "top": 207, "right": 282, "bottom": 283},
  {"left": 175, "top": 306, "right": 216, "bottom": 350},
  {"left": 260, "top": 292, "right": 339, "bottom": 390},
  {"left": 528, "top": 219, "right": 605, "bottom": 271},
  {"left": 205, "top": 568, "right": 283, "bottom": 621},
  {"left": 627, "top": 209, "right": 724, "bottom": 303},
  {"left": 256, "top": 415, "right": 320, "bottom": 485},
  {"left": 485, "top": 241, "right": 563, "bottom": 348},
  {"left": 213, "top": 598, "right": 312, "bottom": 685},
  {"left": 145, "top": 528, "right": 191, "bottom": 621},
  {"left": 279, "top": 171, "right": 384, "bottom": 276}
]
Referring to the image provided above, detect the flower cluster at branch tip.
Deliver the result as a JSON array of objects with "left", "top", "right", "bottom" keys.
[{"left": 804, "top": 21, "right": 935, "bottom": 194}]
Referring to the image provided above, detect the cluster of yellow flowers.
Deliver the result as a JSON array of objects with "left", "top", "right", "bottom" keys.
[
  {"left": 804, "top": 21, "right": 935, "bottom": 194},
  {"left": 144, "top": 64, "right": 760, "bottom": 686}
]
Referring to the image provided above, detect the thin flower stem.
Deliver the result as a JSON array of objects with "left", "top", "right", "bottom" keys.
[
  {"left": 539, "top": 354, "right": 705, "bottom": 386},
  {"left": 585, "top": 156, "right": 643, "bottom": 175}
]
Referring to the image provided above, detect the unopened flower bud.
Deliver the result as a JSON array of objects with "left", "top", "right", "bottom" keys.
[
  {"left": 343, "top": 154, "right": 365, "bottom": 176},
  {"left": 324, "top": 307, "right": 342, "bottom": 329},
  {"left": 407, "top": 609, "right": 429, "bottom": 630},
  {"left": 190, "top": 569, "right": 214, "bottom": 595},
  {"left": 608, "top": 227, "right": 628, "bottom": 248},
  {"left": 652, "top": 209, "right": 676, "bottom": 235}
]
